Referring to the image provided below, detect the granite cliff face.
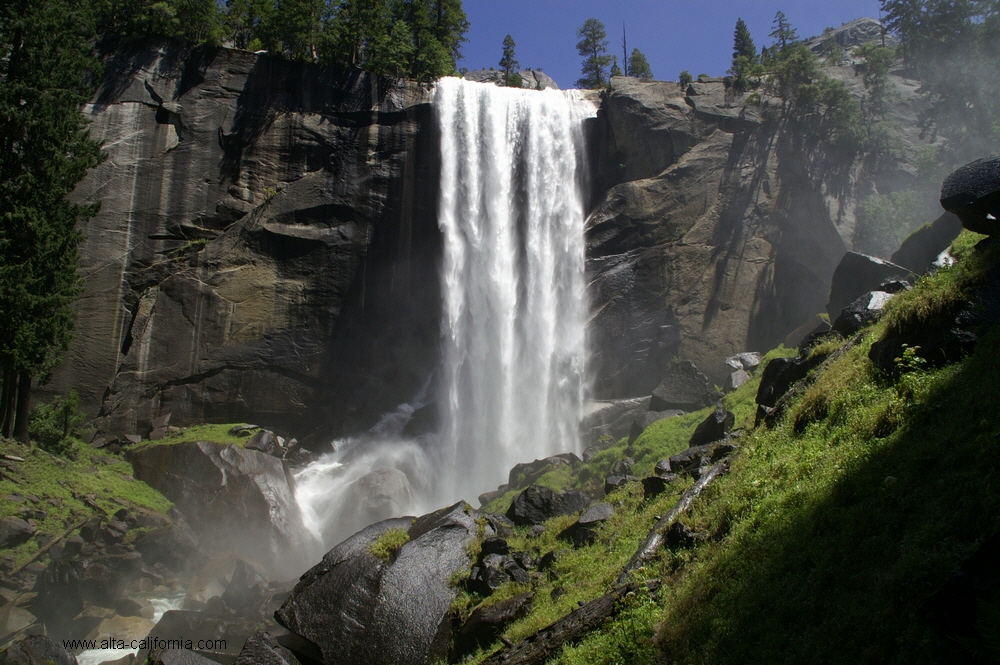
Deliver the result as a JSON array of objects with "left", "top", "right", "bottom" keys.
[
  {"left": 587, "top": 56, "right": 931, "bottom": 394},
  {"left": 50, "top": 41, "right": 441, "bottom": 438},
  {"left": 53, "top": 33, "right": 932, "bottom": 434}
]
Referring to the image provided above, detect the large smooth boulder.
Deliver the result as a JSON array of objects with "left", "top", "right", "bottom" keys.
[
  {"left": 648, "top": 362, "right": 717, "bottom": 412},
  {"left": 755, "top": 355, "right": 824, "bottom": 409},
  {"left": 127, "top": 441, "right": 314, "bottom": 577},
  {"left": 559, "top": 503, "right": 614, "bottom": 548},
  {"left": 505, "top": 486, "right": 590, "bottom": 526},
  {"left": 139, "top": 610, "right": 254, "bottom": 663},
  {"left": 275, "top": 502, "right": 479, "bottom": 665},
  {"left": 941, "top": 155, "right": 1000, "bottom": 234},
  {"left": 826, "top": 252, "right": 910, "bottom": 321},
  {"left": 33, "top": 552, "right": 143, "bottom": 635}
]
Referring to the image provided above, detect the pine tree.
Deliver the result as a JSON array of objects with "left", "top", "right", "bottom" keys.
[
  {"left": 733, "top": 18, "right": 757, "bottom": 62},
  {"left": 0, "top": 0, "right": 104, "bottom": 441},
  {"left": 499, "top": 34, "right": 519, "bottom": 86},
  {"left": 575, "top": 17, "right": 613, "bottom": 89},
  {"left": 770, "top": 10, "right": 798, "bottom": 52},
  {"left": 628, "top": 48, "right": 653, "bottom": 80},
  {"left": 728, "top": 17, "right": 761, "bottom": 95},
  {"left": 225, "top": 0, "right": 274, "bottom": 50},
  {"left": 610, "top": 57, "right": 623, "bottom": 78}
]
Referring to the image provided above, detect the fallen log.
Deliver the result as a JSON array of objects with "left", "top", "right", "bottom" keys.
[
  {"left": 480, "top": 581, "right": 653, "bottom": 665},
  {"left": 615, "top": 460, "right": 727, "bottom": 586}
]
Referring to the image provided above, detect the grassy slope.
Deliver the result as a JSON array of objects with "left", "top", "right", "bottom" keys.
[
  {"left": 0, "top": 423, "right": 253, "bottom": 570},
  {"left": 458, "top": 231, "right": 1000, "bottom": 664},
  {"left": 0, "top": 438, "right": 171, "bottom": 569}
]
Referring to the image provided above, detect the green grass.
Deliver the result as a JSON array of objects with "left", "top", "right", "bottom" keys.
[
  {"left": 456, "top": 373, "right": 774, "bottom": 663},
  {"left": 0, "top": 437, "right": 171, "bottom": 569},
  {"left": 458, "top": 231, "right": 1000, "bottom": 664},
  {"left": 130, "top": 422, "right": 254, "bottom": 452}
]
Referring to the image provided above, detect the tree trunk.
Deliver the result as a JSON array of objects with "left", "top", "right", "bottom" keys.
[
  {"left": 12, "top": 370, "right": 31, "bottom": 443},
  {"left": 1, "top": 362, "right": 15, "bottom": 438}
]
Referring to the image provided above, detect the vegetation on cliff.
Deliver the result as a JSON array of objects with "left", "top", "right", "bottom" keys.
[
  {"left": 0, "top": 0, "right": 105, "bottom": 441},
  {"left": 454, "top": 230, "right": 1000, "bottom": 664}
]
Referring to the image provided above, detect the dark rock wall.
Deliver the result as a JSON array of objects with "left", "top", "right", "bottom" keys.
[
  {"left": 49, "top": 41, "right": 441, "bottom": 438},
  {"left": 50, "top": 40, "right": 934, "bottom": 433}
]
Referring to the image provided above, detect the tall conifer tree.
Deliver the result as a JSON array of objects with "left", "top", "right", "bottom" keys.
[{"left": 0, "top": 0, "right": 104, "bottom": 440}]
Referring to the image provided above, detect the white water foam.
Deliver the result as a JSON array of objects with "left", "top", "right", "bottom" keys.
[
  {"left": 294, "top": 77, "right": 595, "bottom": 552},
  {"left": 76, "top": 593, "right": 185, "bottom": 665}
]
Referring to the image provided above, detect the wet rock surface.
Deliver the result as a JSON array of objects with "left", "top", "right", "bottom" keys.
[
  {"left": 831, "top": 290, "right": 894, "bottom": 337},
  {"left": 234, "top": 632, "right": 301, "bottom": 665},
  {"left": 275, "top": 503, "right": 478, "bottom": 665},
  {"left": 688, "top": 404, "right": 735, "bottom": 447},
  {"left": 648, "top": 362, "right": 718, "bottom": 413},
  {"left": 127, "top": 441, "right": 312, "bottom": 576}
]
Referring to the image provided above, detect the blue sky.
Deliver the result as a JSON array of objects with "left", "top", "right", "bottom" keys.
[{"left": 458, "top": 1, "right": 884, "bottom": 88}]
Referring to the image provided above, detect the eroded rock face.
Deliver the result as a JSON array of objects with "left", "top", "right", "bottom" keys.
[
  {"left": 588, "top": 60, "right": 929, "bottom": 394},
  {"left": 48, "top": 40, "right": 442, "bottom": 440},
  {"left": 275, "top": 503, "right": 478, "bottom": 665},
  {"left": 127, "top": 441, "right": 314, "bottom": 577}
]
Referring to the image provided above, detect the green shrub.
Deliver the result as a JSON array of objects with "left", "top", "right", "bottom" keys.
[{"left": 29, "top": 391, "right": 86, "bottom": 453}]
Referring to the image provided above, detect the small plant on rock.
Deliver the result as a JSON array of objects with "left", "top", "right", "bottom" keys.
[{"left": 369, "top": 527, "right": 410, "bottom": 562}]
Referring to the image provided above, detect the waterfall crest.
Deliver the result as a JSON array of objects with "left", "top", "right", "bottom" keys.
[
  {"left": 433, "top": 77, "right": 594, "bottom": 503},
  {"left": 295, "top": 78, "right": 594, "bottom": 552}
]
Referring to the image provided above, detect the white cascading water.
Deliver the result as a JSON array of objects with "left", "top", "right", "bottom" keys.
[
  {"left": 295, "top": 77, "right": 595, "bottom": 552},
  {"left": 433, "top": 77, "right": 595, "bottom": 503}
]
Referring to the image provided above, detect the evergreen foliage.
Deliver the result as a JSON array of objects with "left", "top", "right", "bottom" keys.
[
  {"left": 0, "top": 0, "right": 104, "bottom": 441},
  {"left": 732, "top": 17, "right": 756, "bottom": 62},
  {"left": 678, "top": 70, "right": 693, "bottom": 88},
  {"left": 575, "top": 18, "right": 613, "bottom": 89},
  {"left": 499, "top": 34, "right": 518, "bottom": 86},
  {"left": 609, "top": 57, "right": 623, "bottom": 78},
  {"left": 627, "top": 48, "right": 652, "bottom": 80},
  {"left": 726, "top": 17, "right": 763, "bottom": 96},
  {"left": 768, "top": 10, "right": 798, "bottom": 53},
  {"left": 29, "top": 391, "right": 87, "bottom": 453},
  {"left": 880, "top": 0, "right": 1000, "bottom": 160}
]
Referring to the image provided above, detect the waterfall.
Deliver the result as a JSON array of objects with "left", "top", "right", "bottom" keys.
[
  {"left": 433, "top": 77, "right": 595, "bottom": 503},
  {"left": 295, "top": 77, "right": 595, "bottom": 551}
]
